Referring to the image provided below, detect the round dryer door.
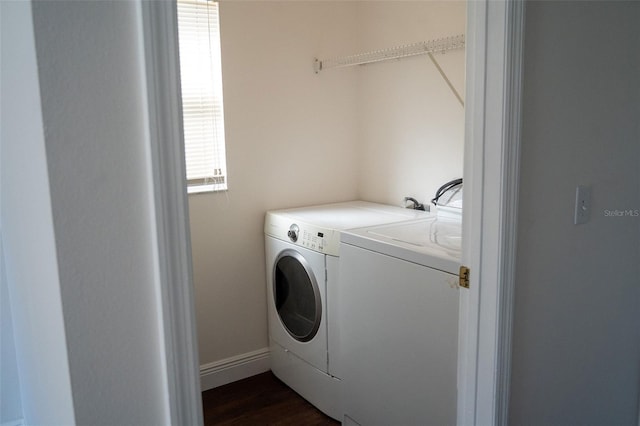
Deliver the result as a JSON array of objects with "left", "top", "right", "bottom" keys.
[{"left": 273, "top": 249, "right": 321, "bottom": 342}]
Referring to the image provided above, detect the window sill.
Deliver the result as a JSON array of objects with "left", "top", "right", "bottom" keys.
[{"left": 187, "top": 184, "right": 227, "bottom": 195}]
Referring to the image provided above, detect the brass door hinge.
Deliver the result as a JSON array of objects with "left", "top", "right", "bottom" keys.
[{"left": 459, "top": 266, "right": 470, "bottom": 289}]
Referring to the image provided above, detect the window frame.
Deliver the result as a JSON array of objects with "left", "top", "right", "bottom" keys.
[{"left": 176, "top": 0, "right": 228, "bottom": 194}]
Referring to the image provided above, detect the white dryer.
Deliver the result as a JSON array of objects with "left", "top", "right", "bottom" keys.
[{"left": 264, "top": 201, "right": 428, "bottom": 420}]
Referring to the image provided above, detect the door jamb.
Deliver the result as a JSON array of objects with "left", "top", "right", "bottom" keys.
[
  {"left": 458, "top": 0, "right": 525, "bottom": 425},
  {"left": 137, "top": 1, "right": 204, "bottom": 424}
]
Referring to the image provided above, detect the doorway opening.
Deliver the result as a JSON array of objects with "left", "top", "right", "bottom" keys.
[{"left": 139, "top": 1, "right": 525, "bottom": 424}]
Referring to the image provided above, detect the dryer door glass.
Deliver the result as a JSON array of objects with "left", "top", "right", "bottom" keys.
[{"left": 274, "top": 250, "right": 321, "bottom": 342}]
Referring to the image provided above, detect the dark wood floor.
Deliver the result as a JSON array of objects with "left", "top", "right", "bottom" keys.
[{"left": 202, "top": 371, "right": 341, "bottom": 425}]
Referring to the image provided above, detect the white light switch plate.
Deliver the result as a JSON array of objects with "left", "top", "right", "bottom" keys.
[{"left": 574, "top": 185, "right": 591, "bottom": 225}]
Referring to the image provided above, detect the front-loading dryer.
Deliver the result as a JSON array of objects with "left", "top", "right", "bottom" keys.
[
  {"left": 265, "top": 237, "right": 327, "bottom": 373},
  {"left": 264, "top": 201, "right": 429, "bottom": 421}
]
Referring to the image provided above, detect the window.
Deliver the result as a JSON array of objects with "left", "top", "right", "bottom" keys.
[{"left": 177, "top": 0, "right": 228, "bottom": 193}]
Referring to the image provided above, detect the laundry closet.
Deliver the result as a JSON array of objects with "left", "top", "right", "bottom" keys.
[{"left": 187, "top": 0, "right": 466, "bottom": 411}]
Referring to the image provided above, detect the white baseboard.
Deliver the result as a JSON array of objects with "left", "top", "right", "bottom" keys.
[{"left": 200, "top": 347, "right": 270, "bottom": 392}]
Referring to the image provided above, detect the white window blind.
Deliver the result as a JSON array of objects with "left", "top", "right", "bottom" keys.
[{"left": 177, "top": 0, "right": 228, "bottom": 193}]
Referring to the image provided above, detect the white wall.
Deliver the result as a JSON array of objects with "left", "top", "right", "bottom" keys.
[
  {"left": 510, "top": 1, "right": 640, "bottom": 424},
  {"left": 356, "top": 1, "right": 466, "bottom": 206},
  {"left": 24, "top": 1, "right": 169, "bottom": 424},
  {"left": 189, "top": 1, "right": 360, "bottom": 365},
  {"left": 0, "top": 241, "right": 24, "bottom": 425},
  {"left": 0, "top": 2, "right": 76, "bottom": 424}
]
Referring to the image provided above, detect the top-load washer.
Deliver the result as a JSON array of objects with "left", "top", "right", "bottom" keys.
[
  {"left": 264, "top": 201, "right": 428, "bottom": 420},
  {"left": 338, "top": 213, "right": 462, "bottom": 426}
]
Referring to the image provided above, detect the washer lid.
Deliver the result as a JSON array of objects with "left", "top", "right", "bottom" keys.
[{"left": 341, "top": 217, "right": 462, "bottom": 274}]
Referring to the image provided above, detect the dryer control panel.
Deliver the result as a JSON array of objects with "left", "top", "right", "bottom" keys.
[
  {"left": 298, "top": 227, "right": 325, "bottom": 252},
  {"left": 265, "top": 212, "right": 341, "bottom": 256},
  {"left": 287, "top": 224, "right": 300, "bottom": 242}
]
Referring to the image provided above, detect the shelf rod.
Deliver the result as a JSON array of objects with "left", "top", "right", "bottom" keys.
[
  {"left": 427, "top": 52, "right": 464, "bottom": 107},
  {"left": 314, "top": 34, "right": 465, "bottom": 74}
]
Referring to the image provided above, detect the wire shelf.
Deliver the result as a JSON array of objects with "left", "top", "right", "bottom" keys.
[{"left": 314, "top": 34, "right": 465, "bottom": 73}]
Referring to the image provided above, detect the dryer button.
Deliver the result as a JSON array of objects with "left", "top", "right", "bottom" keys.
[{"left": 287, "top": 224, "right": 299, "bottom": 242}]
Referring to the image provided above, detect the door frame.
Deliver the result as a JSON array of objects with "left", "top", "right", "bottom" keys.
[
  {"left": 137, "top": 2, "right": 203, "bottom": 425},
  {"left": 459, "top": 1, "right": 525, "bottom": 425},
  {"left": 137, "top": 0, "right": 526, "bottom": 424}
]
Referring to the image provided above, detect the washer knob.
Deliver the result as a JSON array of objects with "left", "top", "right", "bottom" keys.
[{"left": 287, "top": 224, "right": 299, "bottom": 242}]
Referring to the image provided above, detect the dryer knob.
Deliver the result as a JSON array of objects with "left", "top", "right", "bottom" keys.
[{"left": 287, "top": 224, "right": 299, "bottom": 242}]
